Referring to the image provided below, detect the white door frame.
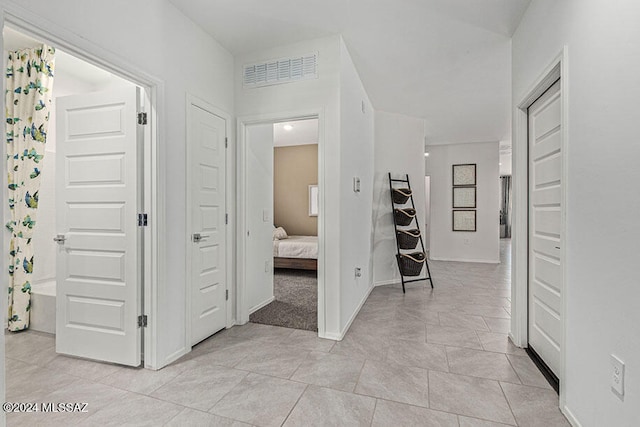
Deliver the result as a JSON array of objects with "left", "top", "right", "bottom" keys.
[
  {"left": 185, "top": 94, "right": 233, "bottom": 349},
  {"left": 0, "top": 5, "right": 164, "bottom": 369},
  {"left": 511, "top": 47, "right": 568, "bottom": 409},
  {"left": 237, "top": 109, "right": 326, "bottom": 338}
]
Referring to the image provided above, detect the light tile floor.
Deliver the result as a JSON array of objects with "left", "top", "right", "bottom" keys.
[{"left": 5, "top": 240, "right": 570, "bottom": 426}]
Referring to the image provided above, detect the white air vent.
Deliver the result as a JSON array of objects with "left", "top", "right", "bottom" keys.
[{"left": 243, "top": 52, "right": 318, "bottom": 87}]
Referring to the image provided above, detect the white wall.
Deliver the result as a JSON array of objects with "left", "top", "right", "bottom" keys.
[
  {"left": 235, "top": 35, "right": 343, "bottom": 336},
  {"left": 513, "top": 1, "right": 640, "bottom": 425},
  {"left": 338, "top": 39, "right": 374, "bottom": 333},
  {"left": 426, "top": 142, "right": 500, "bottom": 263},
  {"left": 424, "top": 176, "right": 431, "bottom": 250},
  {"left": 1, "top": 0, "right": 235, "bottom": 367},
  {"left": 372, "top": 111, "right": 426, "bottom": 286}
]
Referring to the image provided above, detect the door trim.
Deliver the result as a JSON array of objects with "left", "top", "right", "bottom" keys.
[
  {"left": 185, "top": 94, "right": 233, "bottom": 349},
  {"left": 0, "top": 5, "right": 164, "bottom": 369},
  {"left": 237, "top": 109, "right": 326, "bottom": 339},
  {"left": 512, "top": 47, "right": 568, "bottom": 410}
]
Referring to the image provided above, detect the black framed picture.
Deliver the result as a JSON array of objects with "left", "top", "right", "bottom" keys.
[
  {"left": 452, "top": 164, "right": 476, "bottom": 186},
  {"left": 453, "top": 186, "right": 476, "bottom": 208},
  {"left": 452, "top": 210, "right": 477, "bottom": 232}
]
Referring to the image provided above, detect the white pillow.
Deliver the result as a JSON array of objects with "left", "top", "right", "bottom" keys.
[{"left": 273, "top": 226, "right": 288, "bottom": 240}]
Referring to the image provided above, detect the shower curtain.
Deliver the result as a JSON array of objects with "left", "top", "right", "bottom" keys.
[{"left": 6, "top": 45, "right": 55, "bottom": 331}]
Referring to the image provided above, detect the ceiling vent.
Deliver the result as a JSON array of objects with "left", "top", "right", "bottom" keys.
[{"left": 243, "top": 52, "right": 318, "bottom": 87}]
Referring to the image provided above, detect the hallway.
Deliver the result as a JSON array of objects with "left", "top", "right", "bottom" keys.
[{"left": 5, "top": 240, "right": 568, "bottom": 426}]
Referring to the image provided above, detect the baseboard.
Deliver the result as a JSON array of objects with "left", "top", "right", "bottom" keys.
[
  {"left": 249, "top": 296, "right": 275, "bottom": 315},
  {"left": 373, "top": 279, "right": 399, "bottom": 287},
  {"left": 430, "top": 256, "right": 500, "bottom": 264},
  {"left": 561, "top": 405, "right": 582, "bottom": 427},
  {"left": 333, "top": 284, "right": 374, "bottom": 341},
  {"left": 161, "top": 346, "right": 188, "bottom": 370}
]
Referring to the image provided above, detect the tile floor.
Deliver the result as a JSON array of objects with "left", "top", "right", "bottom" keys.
[{"left": 4, "top": 240, "right": 570, "bottom": 426}]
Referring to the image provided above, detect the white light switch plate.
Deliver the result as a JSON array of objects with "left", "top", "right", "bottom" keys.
[
  {"left": 263, "top": 209, "right": 269, "bottom": 222},
  {"left": 611, "top": 354, "right": 625, "bottom": 399}
]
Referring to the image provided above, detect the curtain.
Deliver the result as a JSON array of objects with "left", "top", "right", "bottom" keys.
[
  {"left": 500, "top": 175, "right": 512, "bottom": 239},
  {"left": 6, "top": 45, "right": 55, "bottom": 331}
]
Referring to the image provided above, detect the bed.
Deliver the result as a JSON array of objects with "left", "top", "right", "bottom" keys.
[{"left": 273, "top": 235, "right": 318, "bottom": 270}]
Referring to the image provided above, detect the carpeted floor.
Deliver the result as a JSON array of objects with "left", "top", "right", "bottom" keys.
[{"left": 249, "top": 269, "right": 318, "bottom": 332}]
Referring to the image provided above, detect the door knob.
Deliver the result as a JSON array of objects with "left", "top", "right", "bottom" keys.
[
  {"left": 192, "top": 233, "right": 209, "bottom": 243},
  {"left": 53, "top": 234, "right": 66, "bottom": 244}
]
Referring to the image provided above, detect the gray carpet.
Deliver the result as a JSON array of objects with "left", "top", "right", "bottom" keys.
[{"left": 249, "top": 269, "right": 317, "bottom": 332}]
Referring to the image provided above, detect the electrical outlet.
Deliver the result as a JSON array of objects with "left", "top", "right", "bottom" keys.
[
  {"left": 263, "top": 209, "right": 269, "bottom": 222},
  {"left": 353, "top": 177, "right": 361, "bottom": 193},
  {"left": 354, "top": 267, "right": 362, "bottom": 278},
  {"left": 611, "top": 354, "right": 625, "bottom": 399},
  {"left": 265, "top": 260, "right": 271, "bottom": 273}
]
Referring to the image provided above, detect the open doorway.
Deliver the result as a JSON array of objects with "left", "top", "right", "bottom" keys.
[
  {"left": 3, "top": 26, "right": 149, "bottom": 368},
  {"left": 250, "top": 119, "right": 319, "bottom": 331}
]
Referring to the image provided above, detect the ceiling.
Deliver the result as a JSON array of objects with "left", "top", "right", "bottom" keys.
[
  {"left": 274, "top": 118, "right": 318, "bottom": 147},
  {"left": 169, "top": 0, "right": 531, "bottom": 146}
]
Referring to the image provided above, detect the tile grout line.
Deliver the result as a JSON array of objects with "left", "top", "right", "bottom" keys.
[{"left": 280, "top": 383, "right": 309, "bottom": 426}]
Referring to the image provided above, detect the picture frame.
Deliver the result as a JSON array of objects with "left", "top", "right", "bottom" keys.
[
  {"left": 453, "top": 186, "right": 476, "bottom": 208},
  {"left": 452, "top": 164, "right": 476, "bottom": 186},
  {"left": 452, "top": 209, "right": 476, "bottom": 232},
  {"left": 308, "top": 185, "right": 318, "bottom": 217}
]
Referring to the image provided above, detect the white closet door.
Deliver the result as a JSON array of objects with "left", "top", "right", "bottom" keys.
[
  {"left": 528, "top": 79, "right": 563, "bottom": 377},
  {"left": 189, "top": 104, "right": 227, "bottom": 346},
  {"left": 55, "top": 87, "right": 142, "bottom": 366}
]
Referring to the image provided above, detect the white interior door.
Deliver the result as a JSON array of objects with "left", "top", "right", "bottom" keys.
[
  {"left": 189, "top": 104, "right": 227, "bottom": 346},
  {"left": 245, "top": 124, "right": 274, "bottom": 313},
  {"left": 528, "top": 79, "right": 563, "bottom": 377},
  {"left": 55, "top": 87, "right": 142, "bottom": 366}
]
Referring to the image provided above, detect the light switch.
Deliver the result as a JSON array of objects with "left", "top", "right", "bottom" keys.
[{"left": 263, "top": 209, "right": 269, "bottom": 222}]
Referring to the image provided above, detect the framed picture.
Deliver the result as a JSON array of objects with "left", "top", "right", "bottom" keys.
[
  {"left": 452, "top": 210, "right": 476, "bottom": 232},
  {"left": 309, "top": 185, "right": 318, "bottom": 216},
  {"left": 452, "top": 164, "right": 476, "bottom": 186},
  {"left": 453, "top": 187, "right": 476, "bottom": 208}
]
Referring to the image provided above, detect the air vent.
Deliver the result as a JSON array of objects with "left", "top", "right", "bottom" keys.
[{"left": 243, "top": 52, "right": 318, "bottom": 87}]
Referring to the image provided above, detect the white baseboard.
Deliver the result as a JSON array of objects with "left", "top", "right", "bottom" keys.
[
  {"left": 324, "top": 284, "right": 374, "bottom": 342},
  {"left": 249, "top": 296, "right": 275, "bottom": 315},
  {"left": 562, "top": 405, "right": 582, "bottom": 427},
  {"left": 373, "top": 279, "right": 399, "bottom": 287},
  {"left": 430, "top": 256, "right": 500, "bottom": 264},
  {"left": 161, "top": 346, "right": 188, "bottom": 370}
]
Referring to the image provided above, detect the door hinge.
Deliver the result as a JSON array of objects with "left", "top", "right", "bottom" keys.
[
  {"left": 138, "top": 315, "right": 148, "bottom": 328},
  {"left": 225, "top": 137, "right": 228, "bottom": 148},
  {"left": 225, "top": 289, "right": 229, "bottom": 301},
  {"left": 137, "top": 213, "right": 148, "bottom": 227},
  {"left": 137, "top": 112, "right": 148, "bottom": 125},
  {"left": 225, "top": 213, "right": 228, "bottom": 225}
]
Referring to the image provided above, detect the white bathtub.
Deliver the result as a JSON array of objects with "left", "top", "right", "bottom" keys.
[{"left": 30, "top": 280, "right": 56, "bottom": 334}]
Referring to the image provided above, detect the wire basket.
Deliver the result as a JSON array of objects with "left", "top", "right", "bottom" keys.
[
  {"left": 392, "top": 188, "right": 412, "bottom": 204},
  {"left": 396, "top": 251, "right": 426, "bottom": 276},
  {"left": 396, "top": 229, "right": 420, "bottom": 249},
  {"left": 394, "top": 208, "right": 416, "bottom": 226}
]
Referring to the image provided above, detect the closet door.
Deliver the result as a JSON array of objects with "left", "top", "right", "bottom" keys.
[{"left": 55, "top": 87, "right": 142, "bottom": 366}]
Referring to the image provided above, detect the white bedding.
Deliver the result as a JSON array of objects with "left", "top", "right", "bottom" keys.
[{"left": 273, "top": 235, "right": 318, "bottom": 259}]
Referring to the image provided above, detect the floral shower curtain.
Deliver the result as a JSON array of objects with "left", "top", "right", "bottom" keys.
[{"left": 6, "top": 45, "right": 55, "bottom": 331}]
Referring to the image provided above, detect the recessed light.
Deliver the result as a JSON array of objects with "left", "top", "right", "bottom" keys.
[
  {"left": 283, "top": 124, "right": 293, "bottom": 131},
  {"left": 424, "top": 152, "right": 429, "bottom": 157},
  {"left": 499, "top": 163, "right": 502, "bottom": 166}
]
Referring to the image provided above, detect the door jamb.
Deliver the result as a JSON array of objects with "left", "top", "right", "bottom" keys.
[
  {"left": 185, "top": 94, "right": 233, "bottom": 349},
  {"left": 237, "top": 109, "right": 326, "bottom": 338},
  {"left": 511, "top": 47, "right": 568, "bottom": 409},
  {"left": 0, "top": 5, "right": 165, "bottom": 370}
]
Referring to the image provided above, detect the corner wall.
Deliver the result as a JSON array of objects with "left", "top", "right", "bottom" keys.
[
  {"left": 426, "top": 141, "right": 500, "bottom": 263},
  {"left": 372, "top": 111, "right": 426, "bottom": 286},
  {"left": 513, "top": 1, "right": 640, "bottom": 425}
]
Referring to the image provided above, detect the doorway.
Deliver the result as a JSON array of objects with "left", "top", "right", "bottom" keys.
[
  {"left": 237, "top": 113, "right": 325, "bottom": 337},
  {"left": 3, "top": 26, "right": 152, "bottom": 367}
]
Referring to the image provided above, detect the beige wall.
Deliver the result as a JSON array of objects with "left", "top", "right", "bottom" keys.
[{"left": 274, "top": 144, "right": 318, "bottom": 236}]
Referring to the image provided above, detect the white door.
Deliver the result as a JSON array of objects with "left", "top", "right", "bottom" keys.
[
  {"left": 55, "top": 87, "right": 142, "bottom": 366},
  {"left": 245, "top": 124, "right": 274, "bottom": 313},
  {"left": 189, "top": 104, "right": 227, "bottom": 346},
  {"left": 528, "top": 79, "right": 563, "bottom": 377}
]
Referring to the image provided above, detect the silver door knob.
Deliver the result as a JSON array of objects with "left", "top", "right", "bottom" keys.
[
  {"left": 192, "top": 233, "right": 209, "bottom": 243},
  {"left": 53, "top": 234, "right": 66, "bottom": 244}
]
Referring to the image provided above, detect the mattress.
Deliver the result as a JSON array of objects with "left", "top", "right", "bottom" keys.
[{"left": 273, "top": 235, "right": 318, "bottom": 259}]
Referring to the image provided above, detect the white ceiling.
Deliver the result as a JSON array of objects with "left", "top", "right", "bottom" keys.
[
  {"left": 274, "top": 118, "right": 318, "bottom": 147},
  {"left": 169, "top": 0, "right": 530, "bottom": 145}
]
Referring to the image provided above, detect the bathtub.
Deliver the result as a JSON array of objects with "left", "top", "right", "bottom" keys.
[{"left": 30, "top": 280, "right": 56, "bottom": 334}]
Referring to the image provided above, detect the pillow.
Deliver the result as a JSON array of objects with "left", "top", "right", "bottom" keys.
[{"left": 273, "top": 226, "right": 288, "bottom": 240}]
